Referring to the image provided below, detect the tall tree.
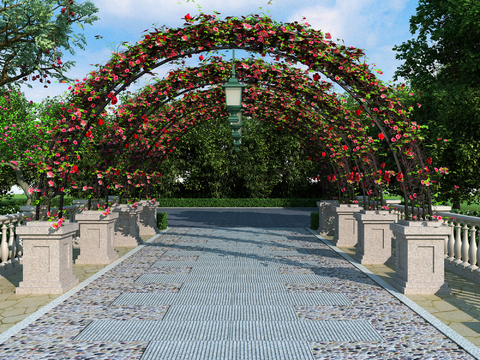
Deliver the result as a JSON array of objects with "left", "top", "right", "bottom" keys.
[
  {"left": 0, "top": 85, "right": 88, "bottom": 204},
  {"left": 393, "top": 0, "right": 480, "bottom": 209},
  {"left": 393, "top": 0, "right": 480, "bottom": 90},
  {"left": 0, "top": 0, "right": 100, "bottom": 91}
]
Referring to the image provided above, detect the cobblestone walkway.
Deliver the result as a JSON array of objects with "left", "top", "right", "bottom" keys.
[{"left": 0, "top": 224, "right": 479, "bottom": 359}]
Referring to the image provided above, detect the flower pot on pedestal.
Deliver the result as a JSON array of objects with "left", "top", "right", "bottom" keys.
[
  {"left": 74, "top": 211, "right": 119, "bottom": 265},
  {"left": 390, "top": 220, "right": 451, "bottom": 295},
  {"left": 112, "top": 204, "right": 143, "bottom": 246},
  {"left": 353, "top": 210, "right": 397, "bottom": 264},
  {"left": 15, "top": 221, "right": 79, "bottom": 294},
  {"left": 316, "top": 200, "right": 338, "bottom": 236},
  {"left": 332, "top": 203, "right": 362, "bottom": 247},
  {"left": 137, "top": 200, "right": 159, "bottom": 236}
]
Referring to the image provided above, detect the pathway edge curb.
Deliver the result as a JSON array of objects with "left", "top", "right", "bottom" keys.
[
  {"left": 0, "top": 227, "right": 171, "bottom": 344},
  {"left": 305, "top": 227, "right": 480, "bottom": 360}
]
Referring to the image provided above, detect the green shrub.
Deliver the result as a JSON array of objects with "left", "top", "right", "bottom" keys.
[
  {"left": 157, "top": 212, "right": 168, "bottom": 230},
  {"left": 450, "top": 209, "right": 480, "bottom": 217},
  {"left": 0, "top": 201, "right": 20, "bottom": 216},
  {"left": 310, "top": 212, "right": 319, "bottom": 230}
]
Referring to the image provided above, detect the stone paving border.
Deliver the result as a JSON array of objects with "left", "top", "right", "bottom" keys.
[
  {"left": 305, "top": 227, "right": 480, "bottom": 360},
  {"left": 0, "top": 227, "right": 171, "bottom": 345}
]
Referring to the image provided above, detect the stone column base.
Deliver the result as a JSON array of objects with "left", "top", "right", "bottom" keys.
[
  {"left": 353, "top": 210, "right": 397, "bottom": 265},
  {"left": 390, "top": 220, "right": 451, "bottom": 295},
  {"left": 137, "top": 200, "right": 159, "bottom": 236},
  {"left": 332, "top": 203, "right": 362, "bottom": 247},
  {"left": 112, "top": 204, "right": 143, "bottom": 247},
  {"left": 15, "top": 221, "right": 79, "bottom": 294},
  {"left": 75, "top": 211, "right": 119, "bottom": 265},
  {"left": 16, "top": 277, "right": 79, "bottom": 295},
  {"left": 317, "top": 200, "right": 338, "bottom": 236},
  {"left": 390, "top": 275, "right": 451, "bottom": 295}
]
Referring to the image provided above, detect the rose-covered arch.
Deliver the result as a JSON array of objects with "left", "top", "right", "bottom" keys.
[
  {"left": 74, "top": 57, "right": 409, "bottom": 209},
  {"left": 33, "top": 13, "right": 442, "bottom": 221}
]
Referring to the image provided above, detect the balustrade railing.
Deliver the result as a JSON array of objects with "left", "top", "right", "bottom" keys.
[
  {"left": 352, "top": 200, "right": 480, "bottom": 279},
  {"left": 438, "top": 212, "right": 480, "bottom": 272},
  {"left": 383, "top": 204, "right": 480, "bottom": 280}
]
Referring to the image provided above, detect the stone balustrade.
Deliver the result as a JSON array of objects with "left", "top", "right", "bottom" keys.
[
  {"left": 438, "top": 212, "right": 480, "bottom": 283},
  {"left": 383, "top": 205, "right": 480, "bottom": 283},
  {"left": 316, "top": 199, "right": 480, "bottom": 294}
]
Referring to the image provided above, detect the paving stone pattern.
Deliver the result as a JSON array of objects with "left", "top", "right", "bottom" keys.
[
  {"left": 156, "top": 207, "right": 317, "bottom": 228},
  {"left": 0, "top": 225, "right": 476, "bottom": 359}
]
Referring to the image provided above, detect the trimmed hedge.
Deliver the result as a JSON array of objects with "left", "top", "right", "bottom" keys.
[
  {"left": 157, "top": 212, "right": 168, "bottom": 230},
  {"left": 310, "top": 212, "right": 319, "bottom": 230},
  {"left": 156, "top": 198, "right": 317, "bottom": 207},
  {"left": 0, "top": 197, "right": 318, "bottom": 216}
]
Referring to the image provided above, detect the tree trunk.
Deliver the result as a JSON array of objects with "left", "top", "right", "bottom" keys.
[
  {"left": 15, "top": 165, "right": 34, "bottom": 205},
  {"left": 452, "top": 199, "right": 461, "bottom": 210},
  {"left": 2, "top": 162, "right": 34, "bottom": 205}
]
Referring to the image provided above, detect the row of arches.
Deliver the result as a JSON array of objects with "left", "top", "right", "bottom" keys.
[{"left": 30, "top": 13, "right": 440, "bottom": 220}]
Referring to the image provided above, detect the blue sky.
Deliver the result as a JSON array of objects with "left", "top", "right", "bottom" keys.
[
  {"left": 17, "top": 0, "right": 419, "bottom": 105},
  {"left": 10, "top": 0, "right": 420, "bottom": 193}
]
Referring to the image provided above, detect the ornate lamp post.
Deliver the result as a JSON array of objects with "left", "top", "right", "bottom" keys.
[{"left": 222, "top": 49, "right": 245, "bottom": 151}]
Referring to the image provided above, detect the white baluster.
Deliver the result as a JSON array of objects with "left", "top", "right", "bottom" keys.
[
  {"left": 8, "top": 221, "right": 15, "bottom": 260},
  {"left": 15, "top": 218, "right": 23, "bottom": 257},
  {"left": 442, "top": 219, "right": 450, "bottom": 257},
  {"left": 461, "top": 223, "right": 470, "bottom": 267},
  {"left": 467, "top": 225, "right": 478, "bottom": 272},
  {"left": 447, "top": 221, "right": 455, "bottom": 259},
  {"left": 1, "top": 222, "right": 8, "bottom": 263},
  {"left": 453, "top": 223, "right": 463, "bottom": 266}
]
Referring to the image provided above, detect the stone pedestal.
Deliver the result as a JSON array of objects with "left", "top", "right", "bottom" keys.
[
  {"left": 19, "top": 205, "right": 50, "bottom": 219},
  {"left": 332, "top": 203, "right": 362, "bottom": 247},
  {"left": 74, "top": 211, "right": 119, "bottom": 265},
  {"left": 317, "top": 200, "right": 338, "bottom": 236},
  {"left": 72, "top": 199, "right": 106, "bottom": 211},
  {"left": 15, "top": 221, "right": 79, "bottom": 294},
  {"left": 112, "top": 204, "right": 143, "bottom": 247},
  {"left": 384, "top": 199, "right": 401, "bottom": 206},
  {"left": 353, "top": 210, "right": 397, "bottom": 264},
  {"left": 390, "top": 220, "right": 451, "bottom": 295},
  {"left": 137, "top": 200, "right": 159, "bottom": 236}
]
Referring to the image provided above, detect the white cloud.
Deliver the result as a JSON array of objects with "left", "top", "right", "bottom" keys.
[
  {"left": 288, "top": 0, "right": 411, "bottom": 51},
  {"left": 92, "top": 0, "right": 269, "bottom": 26},
  {"left": 284, "top": 0, "right": 415, "bottom": 89}
]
